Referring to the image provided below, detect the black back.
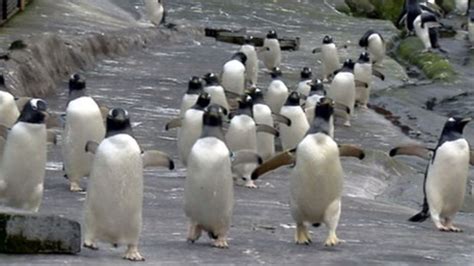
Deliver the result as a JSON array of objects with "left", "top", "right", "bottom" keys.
[
  {"left": 105, "top": 108, "right": 133, "bottom": 138},
  {"left": 17, "top": 99, "right": 48, "bottom": 124},
  {"left": 307, "top": 97, "right": 334, "bottom": 136}
]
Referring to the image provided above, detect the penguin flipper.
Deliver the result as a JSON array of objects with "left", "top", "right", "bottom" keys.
[
  {"left": 231, "top": 150, "right": 262, "bottom": 167},
  {"left": 256, "top": 124, "right": 279, "bottom": 137},
  {"left": 372, "top": 69, "right": 385, "bottom": 81},
  {"left": 85, "top": 141, "right": 99, "bottom": 154},
  {"left": 338, "top": 144, "right": 365, "bottom": 159},
  {"left": 408, "top": 210, "right": 430, "bottom": 222},
  {"left": 389, "top": 145, "right": 433, "bottom": 160},
  {"left": 272, "top": 113, "right": 292, "bottom": 126},
  {"left": 47, "top": 129, "right": 57, "bottom": 145},
  {"left": 251, "top": 149, "right": 296, "bottom": 180},
  {"left": 165, "top": 118, "right": 182, "bottom": 131},
  {"left": 312, "top": 47, "right": 321, "bottom": 54},
  {"left": 355, "top": 80, "right": 369, "bottom": 88},
  {"left": 142, "top": 150, "right": 175, "bottom": 170}
]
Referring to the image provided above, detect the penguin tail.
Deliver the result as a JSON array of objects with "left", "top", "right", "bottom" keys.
[{"left": 408, "top": 210, "right": 430, "bottom": 222}]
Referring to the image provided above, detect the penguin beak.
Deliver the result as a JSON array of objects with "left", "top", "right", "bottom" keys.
[{"left": 460, "top": 117, "right": 472, "bottom": 127}]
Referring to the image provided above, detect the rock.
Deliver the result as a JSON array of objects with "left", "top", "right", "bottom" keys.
[
  {"left": 344, "top": 0, "right": 404, "bottom": 25},
  {"left": 396, "top": 36, "right": 455, "bottom": 81},
  {"left": 435, "top": 0, "right": 456, "bottom": 14},
  {"left": 0, "top": 211, "right": 81, "bottom": 254}
]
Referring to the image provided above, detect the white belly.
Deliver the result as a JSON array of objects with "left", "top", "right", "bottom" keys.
[
  {"left": 84, "top": 134, "right": 143, "bottom": 245},
  {"left": 204, "top": 85, "right": 229, "bottom": 111},
  {"left": 368, "top": 34, "right": 385, "bottom": 65},
  {"left": 354, "top": 63, "right": 372, "bottom": 105},
  {"left": 0, "top": 91, "right": 19, "bottom": 128},
  {"left": 184, "top": 138, "right": 233, "bottom": 234},
  {"left": 328, "top": 72, "right": 356, "bottom": 114},
  {"left": 265, "top": 80, "right": 288, "bottom": 114},
  {"left": 262, "top": 39, "right": 281, "bottom": 70},
  {"left": 0, "top": 122, "right": 47, "bottom": 212},
  {"left": 280, "top": 106, "right": 309, "bottom": 150},
  {"left": 221, "top": 60, "right": 245, "bottom": 95},
  {"left": 321, "top": 44, "right": 340, "bottom": 78},
  {"left": 240, "top": 45, "right": 259, "bottom": 86},
  {"left": 226, "top": 115, "right": 257, "bottom": 178},
  {"left": 304, "top": 94, "right": 323, "bottom": 123},
  {"left": 178, "top": 109, "right": 203, "bottom": 166},
  {"left": 296, "top": 80, "right": 312, "bottom": 97},
  {"left": 253, "top": 104, "right": 275, "bottom": 160},
  {"left": 180, "top": 94, "right": 199, "bottom": 117},
  {"left": 144, "top": 0, "right": 164, "bottom": 26},
  {"left": 62, "top": 97, "right": 105, "bottom": 180},
  {"left": 290, "top": 134, "right": 343, "bottom": 223},
  {"left": 426, "top": 139, "right": 470, "bottom": 219},
  {"left": 414, "top": 16, "right": 432, "bottom": 49}
]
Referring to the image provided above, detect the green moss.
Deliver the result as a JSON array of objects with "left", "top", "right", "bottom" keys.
[
  {"left": 369, "top": 0, "right": 404, "bottom": 24},
  {"left": 436, "top": 0, "right": 455, "bottom": 13},
  {"left": 397, "top": 37, "right": 456, "bottom": 81}
]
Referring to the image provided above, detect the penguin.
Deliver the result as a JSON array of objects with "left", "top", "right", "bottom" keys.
[
  {"left": 469, "top": 9, "right": 474, "bottom": 46},
  {"left": 354, "top": 52, "right": 373, "bottom": 109},
  {"left": 320, "top": 35, "right": 340, "bottom": 81},
  {"left": 279, "top": 91, "right": 310, "bottom": 150},
  {"left": 414, "top": 12, "right": 442, "bottom": 52},
  {"left": 327, "top": 59, "right": 356, "bottom": 126},
  {"left": 261, "top": 30, "right": 281, "bottom": 71},
  {"left": 239, "top": 36, "right": 259, "bottom": 87},
  {"left": 296, "top": 67, "right": 313, "bottom": 98},
  {"left": 0, "top": 99, "right": 49, "bottom": 212},
  {"left": 202, "top": 73, "right": 229, "bottom": 113},
  {"left": 221, "top": 52, "right": 247, "bottom": 96},
  {"left": 264, "top": 67, "right": 289, "bottom": 114},
  {"left": 83, "top": 108, "right": 174, "bottom": 261},
  {"left": 143, "top": 0, "right": 165, "bottom": 26},
  {"left": 180, "top": 76, "right": 203, "bottom": 117},
  {"left": 177, "top": 92, "right": 211, "bottom": 166},
  {"left": 249, "top": 88, "right": 291, "bottom": 161},
  {"left": 251, "top": 99, "right": 365, "bottom": 246},
  {"left": 390, "top": 117, "right": 473, "bottom": 232},
  {"left": 185, "top": 105, "right": 261, "bottom": 248},
  {"left": 0, "top": 90, "right": 20, "bottom": 128},
  {"left": 62, "top": 74, "right": 106, "bottom": 192},
  {"left": 359, "top": 30, "right": 385, "bottom": 66},
  {"left": 304, "top": 79, "right": 325, "bottom": 123}
]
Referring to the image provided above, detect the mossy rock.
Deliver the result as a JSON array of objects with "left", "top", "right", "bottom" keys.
[
  {"left": 344, "top": 0, "right": 404, "bottom": 24},
  {"left": 435, "top": 0, "right": 455, "bottom": 13},
  {"left": 396, "top": 36, "right": 455, "bottom": 81}
]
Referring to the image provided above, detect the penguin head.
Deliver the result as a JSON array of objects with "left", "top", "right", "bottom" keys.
[
  {"left": 231, "top": 52, "right": 247, "bottom": 65},
  {"left": 300, "top": 67, "right": 312, "bottom": 80},
  {"left": 309, "top": 79, "right": 325, "bottom": 95},
  {"left": 192, "top": 92, "right": 211, "bottom": 110},
  {"left": 187, "top": 76, "right": 203, "bottom": 94},
  {"left": 17, "top": 98, "right": 48, "bottom": 124},
  {"left": 248, "top": 87, "right": 264, "bottom": 103},
  {"left": 266, "top": 30, "right": 278, "bottom": 39},
  {"left": 441, "top": 117, "right": 471, "bottom": 136},
  {"left": 203, "top": 72, "right": 219, "bottom": 86},
  {"left": 106, "top": 108, "right": 132, "bottom": 137},
  {"left": 203, "top": 104, "right": 225, "bottom": 127},
  {"left": 238, "top": 94, "right": 254, "bottom": 109},
  {"left": 285, "top": 91, "right": 301, "bottom": 106},
  {"left": 315, "top": 97, "right": 335, "bottom": 121},
  {"left": 244, "top": 35, "right": 255, "bottom": 44},
  {"left": 270, "top": 67, "right": 282, "bottom": 79},
  {"left": 69, "top": 74, "right": 86, "bottom": 92},
  {"left": 322, "top": 35, "right": 333, "bottom": 44},
  {"left": 358, "top": 52, "right": 370, "bottom": 64},
  {"left": 341, "top": 59, "right": 355, "bottom": 72}
]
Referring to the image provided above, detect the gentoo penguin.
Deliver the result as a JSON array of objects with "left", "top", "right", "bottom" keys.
[
  {"left": 83, "top": 108, "right": 174, "bottom": 260},
  {"left": 279, "top": 91, "right": 310, "bottom": 150},
  {"left": 221, "top": 52, "right": 247, "bottom": 96},
  {"left": 320, "top": 35, "right": 340, "bottom": 81},
  {"left": 180, "top": 76, "right": 203, "bottom": 117},
  {"left": 251, "top": 99, "right": 365, "bottom": 246},
  {"left": 414, "top": 12, "right": 442, "bottom": 52},
  {"left": 296, "top": 67, "right": 313, "bottom": 98},
  {"left": 327, "top": 59, "right": 356, "bottom": 126},
  {"left": 264, "top": 67, "right": 289, "bottom": 114},
  {"left": 390, "top": 117, "right": 473, "bottom": 232},
  {"left": 261, "top": 30, "right": 281, "bottom": 71},
  {"left": 0, "top": 99, "right": 49, "bottom": 212},
  {"left": 239, "top": 36, "right": 259, "bottom": 87},
  {"left": 202, "top": 73, "right": 229, "bottom": 113},
  {"left": 143, "top": 0, "right": 165, "bottom": 26},
  {"left": 304, "top": 83, "right": 334, "bottom": 138},
  {"left": 359, "top": 30, "right": 385, "bottom": 66},
  {"left": 354, "top": 52, "right": 373, "bottom": 109},
  {"left": 0, "top": 90, "right": 20, "bottom": 128},
  {"left": 177, "top": 92, "right": 211, "bottom": 166},
  {"left": 185, "top": 105, "right": 261, "bottom": 248},
  {"left": 62, "top": 74, "right": 106, "bottom": 192}
]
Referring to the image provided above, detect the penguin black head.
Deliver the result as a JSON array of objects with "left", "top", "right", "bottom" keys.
[
  {"left": 203, "top": 104, "right": 225, "bottom": 127},
  {"left": 266, "top": 30, "right": 278, "bottom": 39},
  {"left": 341, "top": 59, "right": 355, "bottom": 71},
  {"left": 203, "top": 73, "right": 219, "bottom": 86},
  {"left": 18, "top": 98, "right": 48, "bottom": 124},
  {"left": 231, "top": 52, "right": 247, "bottom": 65},
  {"left": 192, "top": 92, "right": 211, "bottom": 110},
  {"left": 270, "top": 67, "right": 282, "bottom": 79},
  {"left": 359, "top": 29, "right": 377, "bottom": 48},
  {"left": 285, "top": 91, "right": 301, "bottom": 106},
  {"left": 300, "top": 67, "right": 312, "bottom": 80},
  {"left": 69, "top": 74, "right": 86, "bottom": 92},
  {"left": 323, "top": 35, "right": 333, "bottom": 44},
  {"left": 247, "top": 87, "right": 264, "bottom": 104},
  {"left": 309, "top": 79, "right": 325, "bottom": 95},
  {"left": 238, "top": 94, "right": 254, "bottom": 109},
  {"left": 440, "top": 117, "right": 471, "bottom": 137},
  {"left": 187, "top": 76, "right": 203, "bottom": 94},
  {"left": 244, "top": 35, "right": 255, "bottom": 44},
  {"left": 106, "top": 108, "right": 132, "bottom": 137},
  {"left": 358, "top": 52, "right": 371, "bottom": 64}
]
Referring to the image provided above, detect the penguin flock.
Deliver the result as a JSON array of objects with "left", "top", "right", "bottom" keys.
[{"left": 0, "top": 0, "right": 472, "bottom": 262}]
